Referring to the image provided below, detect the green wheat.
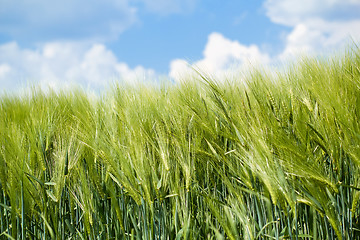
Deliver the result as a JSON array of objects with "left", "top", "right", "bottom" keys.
[{"left": 0, "top": 46, "right": 360, "bottom": 239}]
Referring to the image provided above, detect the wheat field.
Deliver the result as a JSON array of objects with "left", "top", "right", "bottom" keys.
[{"left": 0, "top": 47, "right": 360, "bottom": 239}]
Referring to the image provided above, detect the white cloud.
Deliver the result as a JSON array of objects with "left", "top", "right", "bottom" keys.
[
  {"left": 280, "top": 20, "right": 360, "bottom": 59},
  {"left": 169, "top": 32, "right": 270, "bottom": 82},
  {"left": 264, "top": 0, "right": 360, "bottom": 26},
  {"left": 198, "top": 33, "right": 270, "bottom": 72},
  {"left": 0, "top": 41, "right": 156, "bottom": 93},
  {"left": 0, "top": 0, "right": 137, "bottom": 42},
  {"left": 264, "top": 0, "right": 360, "bottom": 59}
]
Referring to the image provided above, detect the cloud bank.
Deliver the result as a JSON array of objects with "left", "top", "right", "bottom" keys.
[{"left": 0, "top": 42, "right": 156, "bottom": 93}]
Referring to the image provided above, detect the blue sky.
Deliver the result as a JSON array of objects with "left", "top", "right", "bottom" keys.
[{"left": 1, "top": 0, "right": 360, "bottom": 93}]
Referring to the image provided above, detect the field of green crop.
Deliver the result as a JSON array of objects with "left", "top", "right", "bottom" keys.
[{"left": 1, "top": 47, "right": 360, "bottom": 239}]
